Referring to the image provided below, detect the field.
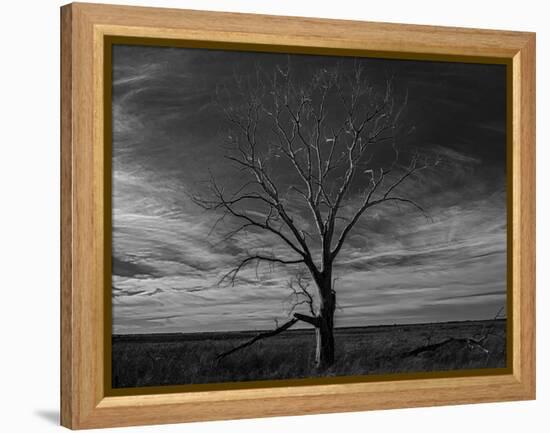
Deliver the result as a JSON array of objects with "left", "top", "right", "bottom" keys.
[{"left": 112, "top": 319, "right": 507, "bottom": 388}]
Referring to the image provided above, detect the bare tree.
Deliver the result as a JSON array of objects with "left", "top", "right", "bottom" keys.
[{"left": 194, "top": 60, "right": 433, "bottom": 369}]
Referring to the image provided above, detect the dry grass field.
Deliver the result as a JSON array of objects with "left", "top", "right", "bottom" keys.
[{"left": 112, "top": 319, "right": 507, "bottom": 388}]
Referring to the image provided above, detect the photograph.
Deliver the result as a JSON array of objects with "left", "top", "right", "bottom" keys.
[{"left": 110, "top": 44, "right": 508, "bottom": 389}]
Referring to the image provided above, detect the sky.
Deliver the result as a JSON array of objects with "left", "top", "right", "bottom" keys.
[{"left": 111, "top": 44, "right": 507, "bottom": 334}]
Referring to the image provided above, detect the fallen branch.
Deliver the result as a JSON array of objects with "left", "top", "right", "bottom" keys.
[
  {"left": 215, "top": 312, "right": 320, "bottom": 362},
  {"left": 401, "top": 336, "right": 488, "bottom": 358},
  {"left": 294, "top": 313, "right": 320, "bottom": 327},
  {"left": 216, "top": 317, "right": 299, "bottom": 362},
  {"left": 400, "top": 307, "right": 504, "bottom": 359}
]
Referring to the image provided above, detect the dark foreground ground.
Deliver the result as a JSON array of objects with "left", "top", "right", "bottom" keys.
[{"left": 112, "top": 319, "right": 507, "bottom": 388}]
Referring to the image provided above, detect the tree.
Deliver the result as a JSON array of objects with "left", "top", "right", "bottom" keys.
[{"left": 193, "top": 60, "right": 432, "bottom": 369}]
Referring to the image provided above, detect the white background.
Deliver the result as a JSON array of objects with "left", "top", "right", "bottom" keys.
[{"left": 0, "top": 0, "right": 546, "bottom": 431}]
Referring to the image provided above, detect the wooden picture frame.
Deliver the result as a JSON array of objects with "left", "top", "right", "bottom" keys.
[{"left": 60, "top": 2, "right": 535, "bottom": 429}]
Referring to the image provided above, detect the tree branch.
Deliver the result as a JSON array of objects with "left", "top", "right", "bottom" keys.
[
  {"left": 215, "top": 311, "right": 320, "bottom": 362},
  {"left": 286, "top": 274, "right": 317, "bottom": 317},
  {"left": 331, "top": 156, "right": 432, "bottom": 260},
  {"left": 193, "top": 177, "right": 308, "bottom": 257},
  {"left": 294, "top": 313, "right": 320, "bottom": 327},
  {"left": 220, "top": 254, "right": 305, "bottom": 285},
  {"left": 215, "top": 318, "right": 299, "bottom": 362},
  {"left": 400, "top": 307, "right": 505, "bottom": 359}
]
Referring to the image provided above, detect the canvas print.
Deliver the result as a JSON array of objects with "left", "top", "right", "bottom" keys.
[{"left": 110, "top": 44, "right": 508, "bottom": 389}]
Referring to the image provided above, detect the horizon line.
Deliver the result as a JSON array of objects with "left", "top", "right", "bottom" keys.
[{"left": 112, "top": 317, "right": 507, "bottom": 337}]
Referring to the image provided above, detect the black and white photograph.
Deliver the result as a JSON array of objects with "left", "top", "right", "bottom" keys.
[{"left": 110, "top": 44, "right": 508, "bottom": 389}]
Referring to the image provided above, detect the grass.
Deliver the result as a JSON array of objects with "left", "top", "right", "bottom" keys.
[{"left": 112, "top": 319, "right": 507, "bottom": 388}]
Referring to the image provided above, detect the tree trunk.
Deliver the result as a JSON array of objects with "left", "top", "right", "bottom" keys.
[{"left": 314, "top": 282, "right": 336, "bottom": 369}]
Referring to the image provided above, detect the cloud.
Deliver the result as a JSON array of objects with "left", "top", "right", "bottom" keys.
[{"left": 112, "top": 255, "right": 160, "bottom": 278}]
